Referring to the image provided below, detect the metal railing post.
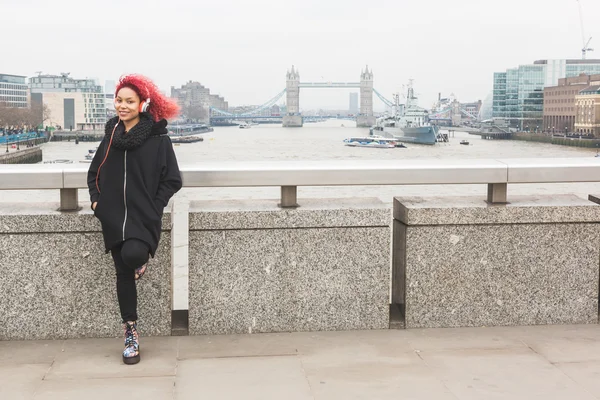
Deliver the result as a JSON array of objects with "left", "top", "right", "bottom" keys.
[
  {"left": 487, "top": 183, "right": 508, "bottom": 204},
  {"left": 279, "top": 186, "right": 298, "bottom": 208},
  {"left": 60, "top": 188, "right": 79, "bottom": 211}
]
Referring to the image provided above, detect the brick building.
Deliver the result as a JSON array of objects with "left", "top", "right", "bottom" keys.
[{"left": 543, "top": 73, "right": 600, "bottom": 134}]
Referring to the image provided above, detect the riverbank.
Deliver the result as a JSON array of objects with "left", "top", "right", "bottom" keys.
[
  {"left": 509, "top": 133, "right": 600, "bottom": 148},
  {"left": 0, "top": 147, "right": 42, "bottom": 164},
  {"left": 51, "top": 131, "right": 103, "bottom": 142}
]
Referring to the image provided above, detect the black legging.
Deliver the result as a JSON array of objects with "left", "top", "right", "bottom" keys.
[{"left": 110, "top": 239, "right": 150, "bottom": 322}]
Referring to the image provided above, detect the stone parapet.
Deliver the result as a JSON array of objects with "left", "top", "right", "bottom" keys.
[
  {"left": 188, "top": 198, "right": 391, "bottom": 335},
  {"left": 393, "top": 195, "right": 600, "bottom": 329},
  {"left": 0, "top": 204, "right": 172, "bottom": 340}
]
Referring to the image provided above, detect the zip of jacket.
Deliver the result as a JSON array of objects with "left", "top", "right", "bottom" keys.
[{"left": 122, "top": 150, "right": 128, "bottom": 240}]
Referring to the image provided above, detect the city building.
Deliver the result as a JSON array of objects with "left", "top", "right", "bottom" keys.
[
  {"left": 349, "top": 92, "right": 358, "bottom": 114},
  {"left": 461, "top": 100, "right": 482, "bottom": 121},
  {"left": 271, "top": 104, "right": 281, "bottom": 116},
  {"left": 574, "top": 85, "right": 600, "bottom": 137},
  {"left": 493, "top": 59, "right": 600, "bottom": 130},
  {"left": 0, "top": 73, "right": 28, "bottom": 108},
  {"left": 431, "top": 94, "right": 481, "bottom": 125},
  {"left": 171, "top": 81, "right": 210, "bottom": 109},
  {"left": 209, "top": 94, "right": 228, "bottom": 111},
  {"left": 543, "top": 73, "right": 600, "bottom": 134},
  {"left": 104, "top": 80, "right": 116, "bottom": 118},
  {"left": 479, "top": 92, "right": 494, "bottom": 121},
  {"left": 171, "top": 81, "right": 229, "bottom": 122},
  {"left": 29, "top": 73, "right": 106, "bottom": 130}
]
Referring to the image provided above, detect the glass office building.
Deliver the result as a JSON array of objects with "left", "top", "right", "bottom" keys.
[
  {"left": 0, "top": 74, "right": 28, "bottom": 108},
  {"left": 492, "top": 59, "right": 600, "bottom": 130}
]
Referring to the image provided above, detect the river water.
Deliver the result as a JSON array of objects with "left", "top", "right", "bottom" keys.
[{"left": 2, "top": 119, "right": 600, "bottom": 204}]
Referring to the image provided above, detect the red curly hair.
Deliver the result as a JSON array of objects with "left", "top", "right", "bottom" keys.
[{"left": 115, "top": 74, "right": 179, "bottom": 121}]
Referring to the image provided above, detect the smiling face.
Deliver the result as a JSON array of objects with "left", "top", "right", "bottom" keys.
[{"left": 115, "top": 87, "right": 141, "bottom": 123}]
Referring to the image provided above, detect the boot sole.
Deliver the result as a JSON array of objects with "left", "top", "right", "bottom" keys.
[{"left": 123, "top": 354, "right": 140, "bottom": 365}]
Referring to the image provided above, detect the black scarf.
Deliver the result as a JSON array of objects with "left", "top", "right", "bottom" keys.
[{"left": 104, "top": 113, "right": 155, "bottom": 150}]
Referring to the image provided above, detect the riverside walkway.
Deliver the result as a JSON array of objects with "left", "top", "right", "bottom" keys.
[{"left": 3, "top": 324, "right": 600, "bottom": 399}]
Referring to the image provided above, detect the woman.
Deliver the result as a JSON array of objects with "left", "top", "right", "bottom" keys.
[{"left": 87, "top": 74, "right": 182, "bottom": 365}]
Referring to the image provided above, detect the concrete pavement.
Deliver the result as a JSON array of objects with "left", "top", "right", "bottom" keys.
[{"left": 2, "top": 324, "right": 600, "bottom": 399}]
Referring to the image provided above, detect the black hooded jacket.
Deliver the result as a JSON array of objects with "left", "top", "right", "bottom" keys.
[{"left": 87, "top": 113, "right": 182, "bottom": 256}]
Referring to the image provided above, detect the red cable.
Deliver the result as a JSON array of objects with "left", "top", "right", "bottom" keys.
[{"left": 95, "top": 120, "right": 120, "bottom": 193}]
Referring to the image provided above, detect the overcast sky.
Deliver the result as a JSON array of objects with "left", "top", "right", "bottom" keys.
[{"left": 3, "top": 0, "right": 600, "bottom": 110}]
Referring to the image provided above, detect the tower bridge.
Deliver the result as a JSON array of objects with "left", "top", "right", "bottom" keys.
[
  {"left": 283, "top": 65, "right": 375, "bottom": 127},
  {"left": 210, "top": 66, "right": 386, "bottom": 127}
]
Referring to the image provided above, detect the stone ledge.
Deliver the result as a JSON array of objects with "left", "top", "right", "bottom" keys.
[
  {"left": 394, "top": 195, "right": 600, "bottom": 226},
  {"left": 0, "top": 203, "right": 172, "bottom": 233},
  {"left": 189, "top": 198, "right": 390, "bottom": 230}
]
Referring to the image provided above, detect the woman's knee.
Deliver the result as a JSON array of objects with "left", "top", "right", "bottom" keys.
[{"left": 120, "top": 239, "right": 149, "bottom": 269}]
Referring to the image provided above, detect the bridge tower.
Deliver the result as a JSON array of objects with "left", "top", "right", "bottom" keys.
[
  {"left": 451, "top": 100, "right": 462, "bottom": 126},
  {"left": 283, "top": 65, "right": 303, "bottom": 127},
  {"left": 357, "top": 66, "right": 376, "bottom": 127}
]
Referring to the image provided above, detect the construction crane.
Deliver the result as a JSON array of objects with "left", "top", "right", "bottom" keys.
[{"left": 577, "top": 0, "right": 594, "bottom": 59}]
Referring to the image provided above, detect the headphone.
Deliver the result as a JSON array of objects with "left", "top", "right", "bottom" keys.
[{"left": 140, "top": 97, "right": 151, "bottom": 113}]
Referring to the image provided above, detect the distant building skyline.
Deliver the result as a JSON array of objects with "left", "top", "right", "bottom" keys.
[{"left": 493, "top": 59, "right": 600, "bottom": 130}]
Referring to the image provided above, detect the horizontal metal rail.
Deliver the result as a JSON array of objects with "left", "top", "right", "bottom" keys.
[{"left": 1, "top": 158, "right": 600, "bottom": 211}]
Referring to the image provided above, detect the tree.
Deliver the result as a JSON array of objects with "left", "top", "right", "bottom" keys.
[
  {"left": 0, "top": 102, "right": 26, "bottom": 127},
  {"left": 0, "top": 102, "right": 51, "bottom": 130},
  {"left": 182, "top": 103, "right": 207, "bottom": 122},
  {"left": 29, "top": 103, "right": 51, "bottom": 128}
]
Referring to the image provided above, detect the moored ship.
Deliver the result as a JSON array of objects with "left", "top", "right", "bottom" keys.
[{"left": 370, "top": 81, "right": 438, "bottom": 145}]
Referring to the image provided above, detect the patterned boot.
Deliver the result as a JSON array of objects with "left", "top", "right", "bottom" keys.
[
  {"left": 135, "top": 255, "right": 150, "bottom": 281},
  {"left": 123, "top": 321, "right": 140, "bottom": 365},
  {"left": 134, "top": 263, "right": 147, "bottom": 281}
]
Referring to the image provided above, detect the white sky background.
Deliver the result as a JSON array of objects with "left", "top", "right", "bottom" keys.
[{"left": 2, "top": 0, "right": 600, "bottom": 110}]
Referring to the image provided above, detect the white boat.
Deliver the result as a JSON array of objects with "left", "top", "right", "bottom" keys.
[
  {"left": 343, "top": 136, "right": 397, "bottom": 148},
  {"left": 238, "top": 122, "right": 251, "bottom": 129},
  {"left": 84, "top": 148, "right": 97, "bottom": 160},
  {"left": 43, "top": 159, "right": 73, "bottom": 164}
]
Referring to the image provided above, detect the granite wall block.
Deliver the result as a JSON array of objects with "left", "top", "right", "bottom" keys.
[
  {"left": 0, "top": 206, "right": 172, "bottom": 340},
  {"left": 188, "top": 199, "right": 391, "bottom": 335},
  {"left": 393, "top": 195, "right": 600, "bottom": 329}
]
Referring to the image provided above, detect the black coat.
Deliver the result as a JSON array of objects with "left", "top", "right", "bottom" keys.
[{"left": 87, "top": 114, "right": 182, "bottom": 256}]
